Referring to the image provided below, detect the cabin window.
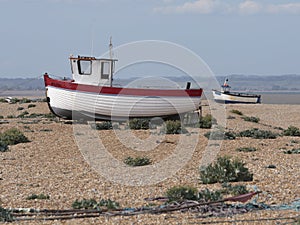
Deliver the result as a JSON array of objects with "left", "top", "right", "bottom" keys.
[
  {"left": 101, "top": 62, "right": 110, "bottom": 79},
  {"left": 78, "top": 60, "right": 92, "bottom": 75}
]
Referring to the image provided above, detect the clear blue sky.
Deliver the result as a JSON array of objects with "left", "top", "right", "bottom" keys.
[{"left": 0, "top": 0, "right": 300, "bottom": 78}]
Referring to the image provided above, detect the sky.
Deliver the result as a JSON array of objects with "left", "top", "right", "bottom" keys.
[{"left": 0, "top": 0, "right": 300, "bottom": 78}]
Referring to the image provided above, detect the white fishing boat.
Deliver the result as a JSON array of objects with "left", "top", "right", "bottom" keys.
[
  {"left": 44, "top": 42, "right": 203, "bottom": 121},
  {"left": 212, "top": 79, "right": 261, "bottom": 104},
  {"left": 5, "top": 97, "right": 12, "bottom": 103}
]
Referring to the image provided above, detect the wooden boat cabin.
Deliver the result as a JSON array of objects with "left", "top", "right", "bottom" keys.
[{"left": 70, "top": 55, "right": 117, "bottom": 87}]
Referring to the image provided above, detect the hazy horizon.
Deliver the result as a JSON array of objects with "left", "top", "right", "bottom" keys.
[
  {"left": 1, "top": 72, "right": 300, "bottom": 80},
  {"left": 0, "top": 73, "right": 300, "bottom": 80}
]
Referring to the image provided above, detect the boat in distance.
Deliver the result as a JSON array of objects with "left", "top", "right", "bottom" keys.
[
  {"left": 212, "top": 79, "right": 261, "bottom": 104},
  {"left": 44, "top": 47, "right": 203, "bottom": 121}
]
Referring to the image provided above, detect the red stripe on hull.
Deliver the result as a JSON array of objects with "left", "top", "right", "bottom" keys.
[{"left": 44, "top": 74, "right": 202, "bottom": 97}]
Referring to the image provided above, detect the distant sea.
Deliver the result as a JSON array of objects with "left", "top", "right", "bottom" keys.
[
  {"left": 258, "top": 92, "right": 300, "bottom": 105},
  {"left": 1, "top": 90, "right": 300, "bottom": 105},
  {"left": 0, "top": 90, "right": 45, "bottom": 98}
]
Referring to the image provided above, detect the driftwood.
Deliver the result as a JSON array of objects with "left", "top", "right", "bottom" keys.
[{"left": 6, "top": 192, "right": 262, "bottom": 221}]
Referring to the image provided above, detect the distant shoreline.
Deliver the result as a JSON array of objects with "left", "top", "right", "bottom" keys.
[{"left": 0, "top": 90, "right": 45, "bottom": 97}]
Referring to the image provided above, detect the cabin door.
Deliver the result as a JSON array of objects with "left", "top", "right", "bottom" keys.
[{"left": 100, "top": 60, "right": 113, "bottom": 87}]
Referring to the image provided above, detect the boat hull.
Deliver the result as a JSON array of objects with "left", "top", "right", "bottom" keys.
[
  {"left": 44, "top": 75, "right": 202, "bottom": 121},
  {"left": 212, "top": 90, "right": 261, "bottom": 104}
]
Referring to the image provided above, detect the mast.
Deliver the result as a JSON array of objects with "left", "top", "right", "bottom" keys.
[{"left": 109, "top": 36, "right": 113, "bottom": 59}]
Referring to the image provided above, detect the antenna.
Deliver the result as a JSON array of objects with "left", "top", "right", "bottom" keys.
[
  {"left": 91, "top": 37, "right": 94, "bottom": 56},
  {"left": 90, "top": 20, "right": 95, "bottom": 56},
  {"left": 109, "top": 36, "right": 113, "bottom": 59}
]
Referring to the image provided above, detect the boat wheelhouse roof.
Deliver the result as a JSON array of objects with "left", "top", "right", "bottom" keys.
[{"left": 69, "top": 55, "right": 118, "bottom": 61}]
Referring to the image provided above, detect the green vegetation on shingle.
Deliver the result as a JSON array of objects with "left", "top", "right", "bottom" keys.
[
  {"left": 230, "top": 109, "right": 243, "bottom": 115},
  {"left": 27, "top": 104, "right": 36, "bottom": 108},
  {"left": 17, "top": 111, "right": 29, "bottom": 118},
  {"left": 124, "top": 156, "right": 151, "bottom": 167},
  {"left": 129, "top": 118, "right": 150, "bottom": 130},
  {"left": 162, "top": 120, "right": 188, "bottom": 134},
  {"left": 204, "top": 130, "right": 236, "bottom": 140},
  {"left": 236, "top": 147, "right": 257, "bottom": 152},
  {"left": 200, "top": 156, "right": 253, "bottom": 184},
  {"left": 284, "top": 148, "right": 300, "bottom": 154},
  {"left": 239, "top": 128, "right": 278, "bottom": 139},
  {"left": 91, "top": 121, "right": 113, "bottom": 130},
  {"left": 227, "top": 115, "right": 236, "bottom": 119},
  {"left": 19, "top": 98, "right": 32, "bottom": 104},
  {"left": 0, "top": 128, "right": 29, "bottom": 145},
  {"left": 198, "top": 188, "right": 223, "bottom": 202},
  {"left": 165, "top": 183, "right": 249, "bottom": 203},
  {"left": 0, "top": 207, "right": 13, "bottom": 222},
  {"left": 241, "top": 116, "right": 260, "bottom": 123},
  {"left": 72, "top": 198, "right": 119, "bottom": 210},
  {"left": 166, "top": 186, "right": 198, "bottom": 203},
  {"left": 283, "top": 126, "right": 300, "bottom": 136},
  {"left": 26, "top": 193, "right": 50, "bottom": 200},
  {"left": 199, "top": 114, "right": 217, "bottom": 129},
  {"left": 0, "top": 142, "right": 9, "bottom": 152},
  {"left": 221, "top": 183, "right": 249, "bottom": 196}
]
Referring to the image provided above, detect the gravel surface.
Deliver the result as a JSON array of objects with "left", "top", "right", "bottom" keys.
[{"left": 0, "top": 100, "right": 299, "bottom": 224}]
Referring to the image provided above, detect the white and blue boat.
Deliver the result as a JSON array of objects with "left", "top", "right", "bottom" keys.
[{"left": 212, "top": 79, "right": 261, "bottom": 104}]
